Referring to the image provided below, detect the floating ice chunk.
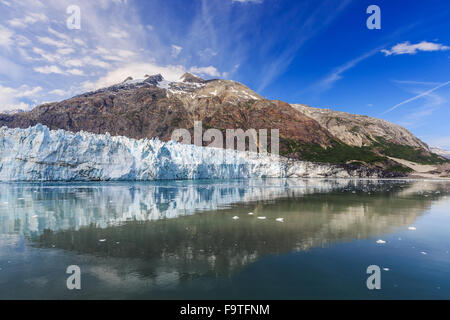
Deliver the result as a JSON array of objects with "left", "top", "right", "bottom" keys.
[
  {"left": 276, "top": 218, "right": 284, "bottom": 222},
  {"left": 257, "top": 217, "right": 266, "bottom": 220},
  {"left": 232, "top": 216, "right": 239, "bottom": 220},
  {"left": 408, "top": 226, "right": 416, "bottom": 231},
  {"left": 376, "top": 239, "right": 386, "bottom": 244}
]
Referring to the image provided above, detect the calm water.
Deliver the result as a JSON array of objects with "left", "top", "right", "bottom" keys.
[{"left": 0, "top": 179, "right": 449, "bottom": 299}]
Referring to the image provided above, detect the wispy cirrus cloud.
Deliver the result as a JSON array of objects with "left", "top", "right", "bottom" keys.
[
  {"left": 312, "top": 46, "right": 382, "bottom": 93},
  {"left": 8, "top": 12, "right": 48, "bottom": 28},
  {"left": 382, "top": 80, "right": 450, "bottom": 115},
  {"left": 381, "top": 41, "right": 450, "bottom": 56},
  {"left": 232, "top": 0, "right": 263, "bottom": 4},
  {"left": 256, "top": 0, "right": 353, "bottom": 92}
]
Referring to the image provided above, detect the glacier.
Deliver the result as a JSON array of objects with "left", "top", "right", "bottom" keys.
[{"left": 0, "top": 124, "right": 384, "bottom": 181}]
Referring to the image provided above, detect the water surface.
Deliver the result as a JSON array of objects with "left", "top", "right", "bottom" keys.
[{"left": 0, "top": 179, "right": 449, "bottom": 299}]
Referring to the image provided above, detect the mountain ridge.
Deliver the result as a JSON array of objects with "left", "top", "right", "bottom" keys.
[{"left": 0, "top": 73, "right": 448, "bottom": 176}]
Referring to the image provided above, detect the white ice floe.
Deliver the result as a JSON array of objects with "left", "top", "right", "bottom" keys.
[{"left": 376, "top": 239, "right": 386, "bottom": 244}]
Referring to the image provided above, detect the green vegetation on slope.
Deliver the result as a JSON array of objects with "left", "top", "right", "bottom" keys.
[
  {"left": 373, "top": 138, "right": 449, "bottom": 165},
  {"left": 281, "top": 139, "right": 386, "bottom": 164},
  {"left": 280, "top": 138, "right": 414, "bottom": 174}
]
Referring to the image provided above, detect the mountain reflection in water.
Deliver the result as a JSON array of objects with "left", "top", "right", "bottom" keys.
[{"left": 0, "top": 179, "right": 449, "bottom": 299}]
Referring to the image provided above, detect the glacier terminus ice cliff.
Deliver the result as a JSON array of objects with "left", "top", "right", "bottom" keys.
[{"left": 0, "top": 124, "right": 391, "bottom": 181}]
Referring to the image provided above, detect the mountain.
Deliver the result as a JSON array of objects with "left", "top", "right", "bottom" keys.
[
  {"left": 291, "top": 104, "right": 448, "bottom": 169},
  {"left": 0, "top": 74, "right": 335, "bottom": 158},
  {"left": 291, "top": 104, "right": 428, "bottom": 149},
  {"left": 0, "top": 73, "right": 448, "bottom": 177},
  {"left": 431, "top": 147, "right": 450, "bottom": 160}
]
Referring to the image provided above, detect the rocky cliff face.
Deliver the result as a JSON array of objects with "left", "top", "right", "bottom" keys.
[{"left": 291, "top": 104, "right": 429, "bottom": 149}]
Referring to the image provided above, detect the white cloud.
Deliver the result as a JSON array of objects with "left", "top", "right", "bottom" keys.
[
  {"left": 382, "top": 81, "right": 450, "bottom": 114},
  {"left": 67, "top": 68, "right": 84, "bottom": 76},
  {"left": 117, "top": 50, "right": 135, "bottom": 58},
  {"left": 63, "top": 57, "right": 110, "bottom": 69},
  {"left": 57, "top": 48, "right": 75, "bottom": 55},
  {"left": 0, "top": 85, "right": 41, "bottom": 112},
  {"left": 47, "top": 27, "right": 70, "bottom": 41},
  {"left": 171, "top": 45, "right": 183, "bottom": 58},
  {"left": 0, "top": 25, "right": 13, "bottom": 47},
  {"left": 381, "top": 41, "right": 450, "bottom": 56},
  {"left": 34, "top": 65, "right": 65, "bottom": 74},
  {"left": 32, "top": 47, "right": 61, "bottom": 63},
  {"left": 313, "top": 46, "right": 382, "bottom": 92},
  {"left": 73, "top": 38, "right": 86, "bottom": 47},
  {"left": 81, "top": 62, "right": 187, "bottom": 91},
  {"left": 108, "top": 28, "right": 129, "bottom": 39},
  {"left": 49, "top": 89, "right": 67, "bottom": 96},
  {"left": 15, "top": 86, "right": 42, "bottom": 97},
  {"left": 189, "top": 66, "right": 221, "bottom": 77},
  {"left": 232, "top": 0, "right": 263, "bottom": 4},
  {"left": 8, "top": 13, "right": 47, "bottom": 28},
  {"left": 37, "top": 36, "right": 68, "bottom": 48}
]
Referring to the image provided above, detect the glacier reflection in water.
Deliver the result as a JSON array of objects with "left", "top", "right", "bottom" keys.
[
  {"left": 0, "top": 179, "right": 450, "bottom": 299},
  {"left": 1, "top": 179, "right": 393, "bottom": 235}
]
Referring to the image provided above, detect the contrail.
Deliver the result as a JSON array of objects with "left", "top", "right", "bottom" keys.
[{"left": 382, "top": 80, "right": 450, "bottom": 115}]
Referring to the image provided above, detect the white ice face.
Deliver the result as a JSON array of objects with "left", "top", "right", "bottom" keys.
[{"left": 0, "top": 124, "right": 377, "bottom": 181}]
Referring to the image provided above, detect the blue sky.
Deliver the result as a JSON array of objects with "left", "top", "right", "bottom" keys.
[{"left": 0, "top": 0, "right": 449, "bottom": 148}]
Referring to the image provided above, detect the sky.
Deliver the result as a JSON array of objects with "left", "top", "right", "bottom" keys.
[{"left": 0, "top": 0, "right": 449, "bottom": 148}]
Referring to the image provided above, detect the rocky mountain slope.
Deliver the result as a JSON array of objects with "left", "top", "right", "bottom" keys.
[
  {"left": 291, "top": 104, "right": 447, "bottom": 168},
  {"left": 291, "top": 104, "right": 428, "bottom": 149},
  {"left": 0, "top": 73, "right": 447, "bottom": 176},
  {"left": 431, "top": 147, "right": 450, "bottom": 160}
]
